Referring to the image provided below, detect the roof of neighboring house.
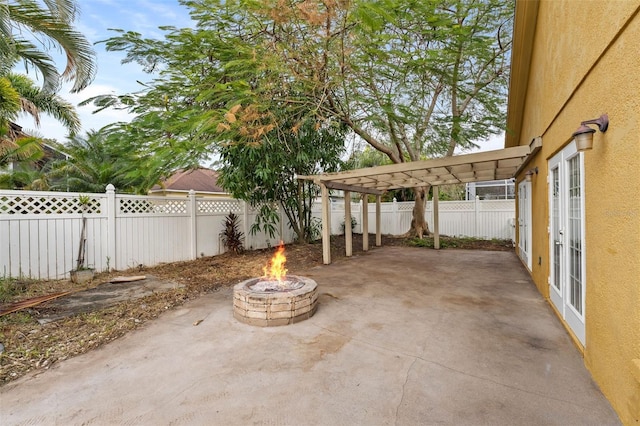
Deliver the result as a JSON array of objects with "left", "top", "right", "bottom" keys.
[{"left": 150, "top": 168, "right": 227, "bottom": 194}]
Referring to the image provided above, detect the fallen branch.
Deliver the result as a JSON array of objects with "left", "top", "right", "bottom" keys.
[{"left": 0, "top": 291, "right": 74, "bottom": 317}]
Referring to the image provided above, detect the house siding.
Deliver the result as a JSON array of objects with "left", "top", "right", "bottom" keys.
[{"left": 512, "top": 1, "right": 640, "bottom": 423}]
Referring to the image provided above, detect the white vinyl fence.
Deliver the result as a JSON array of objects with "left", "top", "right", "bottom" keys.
[
  {"left": 1, "top": 187, "right": 514, "bottom": 280},
  {"left": 0, "top": 186, "right": 293, "bottom": 280},
  {"left": 316, "top": 198, "right": 515, "bottom": 241}
]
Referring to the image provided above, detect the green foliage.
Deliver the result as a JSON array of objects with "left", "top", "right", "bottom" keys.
[
  {"left": 1, "top": 72, "right": 82, "bottom": 186},
  {"left": 249, "top": 204, "right": 279, "bottom": 240},
  {"left": 220, "top": 212, "right": 244, "bottom": 254},
  {"left": 217, "top": 118, "right": 345, "bottom": 244},
  {"left": 0, "top": 276, "right": 29, "bottom": 303},
  {"left": 408, "top": 236, "right": 512, "bottom": 249},
  {"left": 307, "top": 217, "right": 322, "bottom": 243},
  {"left": 409, "top": 237, "right": 457, "bottom": 249},
  {"left": 79, "top": 0, "right": 512, "bottom": 232},
  {"left": 340, "top": 216, "right": 357, "bottom": 235},
  {"left": 5, "top": 73, "right": 80, "bottom": 135},
  {"left": 435, "top": 184, "right": 466, "bottom": 201},
  {"left": 0, "top": 0, "right": 97, "bottom": 93},
  {"left": 46, "top": 128, "right": 160, "bottom": 194},
  {"left": 0, "top": 77, "right": 21, "bottom": 119}
]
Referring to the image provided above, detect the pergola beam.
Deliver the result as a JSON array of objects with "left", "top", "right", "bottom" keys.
[
  {"left": 313, "top": 180, "right": 384, "bottom": 195},
  {"left": 304, "top": 145, "right": 532, "bottom": 184},
  {"left": 297, "top": 138, "right": 542, "bottom": 264}
]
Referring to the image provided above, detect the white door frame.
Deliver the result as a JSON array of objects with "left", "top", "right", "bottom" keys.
[
  {"left": 518, "top": 180, "right": 532, "bottom": 270},
  {"left": 548, "top": 141, "right": 586, "bottom": 345}
]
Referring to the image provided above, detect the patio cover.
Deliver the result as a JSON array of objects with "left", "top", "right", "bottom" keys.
[{"left": 298, "top": 137, "right": 541, "bottom": 264}]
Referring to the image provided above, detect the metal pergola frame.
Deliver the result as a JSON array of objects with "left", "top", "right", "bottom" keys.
[{"left": 298, "top": 137, "right": 542, "bottom": 264}]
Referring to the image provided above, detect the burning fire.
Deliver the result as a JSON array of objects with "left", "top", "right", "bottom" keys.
[{"left": 263, "top": 241, "right": 288, "bottom": 282}]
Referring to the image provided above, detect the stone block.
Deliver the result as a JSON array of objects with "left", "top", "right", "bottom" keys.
[
  {"left": 269, "top": 310, "right": 295, "bottom": 319},
  {"left": 245, "top": 310, "right": 267, "bottom": 319},
  {"left": 266, "top": 318, "right": 292, "bottom": 327},
  {"left": 269, "top": 302, "right": 294, "bottom": 312}
]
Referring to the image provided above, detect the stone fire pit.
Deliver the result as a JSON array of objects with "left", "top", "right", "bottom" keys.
[{"left": 233, "top": 275, "right": 318, "bottom": 327}]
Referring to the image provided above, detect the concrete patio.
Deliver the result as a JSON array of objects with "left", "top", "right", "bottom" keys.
[{"left": 0, "top": 247, "right": 619, "bottom": 425}]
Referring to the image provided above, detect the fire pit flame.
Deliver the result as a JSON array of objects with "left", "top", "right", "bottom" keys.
[
  {"left": 262, "top": 241, "right": 288, "bottom": 288},
  {"left": 233, "top": 241, "right": 317, "bottom": 326}
]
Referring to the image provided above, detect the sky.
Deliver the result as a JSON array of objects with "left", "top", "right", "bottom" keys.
[
  {"left": 23, "top": 0, "right": 193, "bottom": 143},
  {"left": 19, "top": 0, "right": 505, "bottom": 153}
]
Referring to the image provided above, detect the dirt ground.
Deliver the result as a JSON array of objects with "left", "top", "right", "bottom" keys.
[{"left": 0, "top": 234, "right": 513, "bottom": 385}]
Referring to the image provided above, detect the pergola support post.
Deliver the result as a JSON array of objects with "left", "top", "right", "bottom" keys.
[
  {"left": 321, "top": 183, "right": 331, "bottom": 264},
  {"left": 375, "top": 195, "right": 382, "bottom": 247},
  {"left": 433, "top": 186, "right": 440, "bottom": 250},
  {"left": 344, "top": 191, "right": 352, "bottom": 257},
  {"left": 361, "top": 193, "right": 368, "bottom": 251}
]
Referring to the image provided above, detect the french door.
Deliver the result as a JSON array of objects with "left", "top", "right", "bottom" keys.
[
  {"left": 549, "top": 142, "right": 586, "bottom": 345},
  {"left": 518, "top": 180, "right": 532, "bottom": 270}
]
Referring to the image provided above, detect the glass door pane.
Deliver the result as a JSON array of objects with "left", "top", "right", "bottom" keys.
[
  {"left": 568, "top": 156, "right": 583, "bottom": 315},
  {"left": 551, "top": 167, "right": 561, "bottom": 292}
]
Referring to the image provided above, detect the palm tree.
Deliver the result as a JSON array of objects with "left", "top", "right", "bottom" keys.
[
  {"left": 48, "top": 129, "right": 155, "bottom": 194},
  {"left": 6, "top": 72, "right": 80, "bottom": 134},
  {"left": 1, "top": 0, "right": 93, "bottom": 175},
  {"left": 0, "top": 73, "right": 80, "bottom": 168},
  {"left": 0, "top": 0, "right": 97, "bottom": 93}
]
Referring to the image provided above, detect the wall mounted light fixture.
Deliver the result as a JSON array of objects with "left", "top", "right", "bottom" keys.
[
  {"left": 525, "top": 167, "right": 538, "bottom": 182},
  {"left": 572, "top": 114, "right": 609, "bottom": 152}
]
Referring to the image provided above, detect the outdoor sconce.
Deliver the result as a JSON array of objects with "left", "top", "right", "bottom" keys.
[
  {"left": 572, "top": 114, "right": 609, "bottom": 152},
  {"left": 525, "top": 167, "right": 538, "bottom": 182}
]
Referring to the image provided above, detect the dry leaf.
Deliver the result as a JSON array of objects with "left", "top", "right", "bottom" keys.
[
  {"left": 193, "top": 319, "right": 204, "bottom": 326},
  {"left": 225, "top": 112, "right": 237, "bottom": 123},
  {"left": 216, "top": 123, "right": 231, "bottom": 132}
]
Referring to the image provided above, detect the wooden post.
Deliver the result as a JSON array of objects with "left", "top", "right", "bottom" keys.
[
  {"left": 321, "top": 184, "right": 331, "bottom": 264},
  {"left": 375, "top": 195, "right": 382, "bottom": 247},
  {"left": 344, "top": 191, "right": 352, "bottom": 257},
  {"left": 433, "top": 186, "right": 440, "bottom": 250},
  {"left": 362, "top": 193, "right": 369, "bottom": 251}
]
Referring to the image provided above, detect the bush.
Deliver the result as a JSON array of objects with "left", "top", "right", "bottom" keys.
[
  {"left": 340, "top": 216, "right": 357, "bottom": 235},
  {"left": 220, "top": 212, "right": 244, "bottom": 254}
]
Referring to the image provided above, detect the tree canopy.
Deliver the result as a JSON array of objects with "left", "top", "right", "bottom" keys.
[
  {"left": 1, "top": 0, "right": 96, "bottom": 93},
  {"left": 1, "top": 0, "right": 96, "bottom": 178},
  {"left": 84, "top": 0, "right": 513, "bottom": 237}
]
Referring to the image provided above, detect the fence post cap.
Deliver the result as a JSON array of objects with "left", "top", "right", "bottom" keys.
[
  {"left": 106, "top": 184, "right": 115, "bottom": 192},
  {"left": 188, "top": 189, "right": 196, "bottom": 196}
]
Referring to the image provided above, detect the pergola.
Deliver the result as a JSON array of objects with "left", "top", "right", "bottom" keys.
[{"left": 298, "top": 137, "right": 541, "bottom": 264}]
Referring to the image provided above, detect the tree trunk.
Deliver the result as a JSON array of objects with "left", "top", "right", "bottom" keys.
[{"left": 408, "top": 187, "right": 430, "bottom": 238}]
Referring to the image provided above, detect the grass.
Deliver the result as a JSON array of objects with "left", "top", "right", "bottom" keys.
[
  {"left": 407, "top": 235, "right": 513, "bottom": 249},
  {"left": 0, "top": 277, "right": 31, "bottom": 303}
]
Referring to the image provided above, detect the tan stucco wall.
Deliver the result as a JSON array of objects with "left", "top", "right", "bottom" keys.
[{"left": 513, "top": 1, "right": 640, "bottom": 423}]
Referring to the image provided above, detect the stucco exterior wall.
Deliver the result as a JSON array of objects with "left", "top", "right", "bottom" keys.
[{"left": 513, "top": 1, "right": 640, "bottom": 423}]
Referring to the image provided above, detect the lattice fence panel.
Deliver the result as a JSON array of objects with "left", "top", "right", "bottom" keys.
[
  {"left": 437, "top": 201, "right": 475, "bottom": 211},
  {"left": 119, "top": 198, "right": 187, "bottom": 215},
  {"left": 0, "top": 194, "right": 102, "bottom": 215},
  {"left": 396, "top": 202, "right": 415, "bottom": 212},
  {"left": 479, "top": 200, "right": 515, "bottom": 211},
  {"left": 198, "top": 199, "right": 243, "bottom": 214}
]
